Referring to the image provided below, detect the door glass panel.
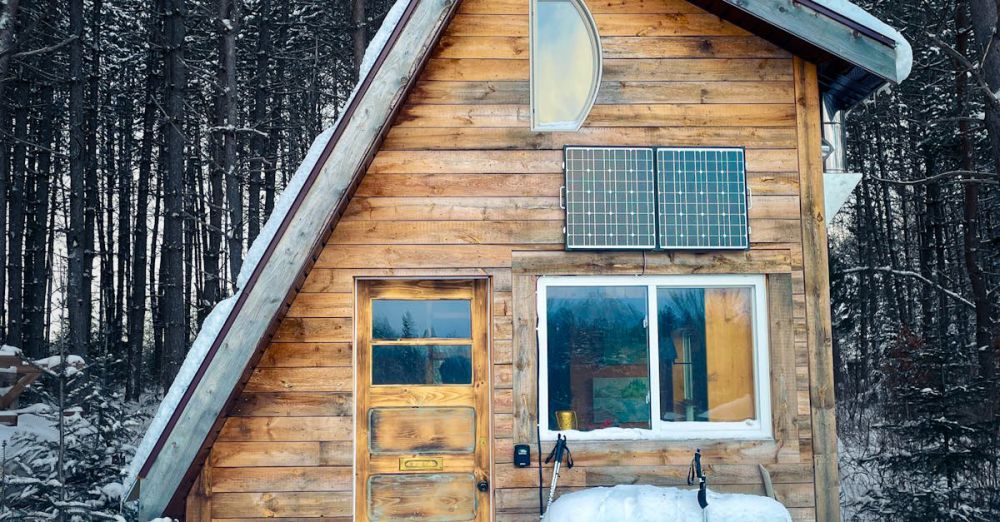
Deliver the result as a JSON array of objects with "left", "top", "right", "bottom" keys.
[
  {"left": 657, "top": 287, "right": 756, "bottom": 423},
  {"left": 372, "top": 299, "right": 472, "bottom": 339},
  {"left": 372, "top": 345, "right": 472, "bottom": 385},
  {"left": 368, "top": 473, "right": 477, "bottom": 521},
  {"left": 545, "top": 286, "right": 650, "bottom": 431}
]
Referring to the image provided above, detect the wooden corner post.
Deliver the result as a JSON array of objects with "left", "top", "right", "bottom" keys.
[{"left": 793, "top": 56, "right": 842, "bottom": 521}]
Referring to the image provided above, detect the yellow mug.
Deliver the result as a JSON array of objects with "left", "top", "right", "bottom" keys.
[{"left": 554, "top": 410, "right": 578, "bottom": 431}]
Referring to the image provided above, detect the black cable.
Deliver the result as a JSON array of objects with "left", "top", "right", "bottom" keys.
[{"left": 535, "top": 301, "right": 544, "bottom": 516}]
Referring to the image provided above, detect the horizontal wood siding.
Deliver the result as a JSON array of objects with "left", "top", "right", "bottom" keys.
[{"left": 189, "top": 0, "right": 822, "bottom": 519}]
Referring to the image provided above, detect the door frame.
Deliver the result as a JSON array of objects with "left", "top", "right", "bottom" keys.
[{"left": 353, "top": 277, "right": 493, "bottom": 521}]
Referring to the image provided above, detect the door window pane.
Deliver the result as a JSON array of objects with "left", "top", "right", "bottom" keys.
[
  {"left": 657, "top": 287, "right": 755, "bottom": 423},
  {"left": 545, "top": 286, "right": 650, "bottom": 431},
  {"left": 372, "top": 299, "right": 471, "bottom": 339},
  {"left": 372, "top": 345, "right": 472, "bottom": 385}
]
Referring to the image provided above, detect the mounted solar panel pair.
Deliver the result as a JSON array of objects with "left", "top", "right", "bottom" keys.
[{"left": 563, "top": 146, "right": 749, "bottom": 250}]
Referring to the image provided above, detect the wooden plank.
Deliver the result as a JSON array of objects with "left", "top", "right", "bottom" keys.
[
  {"left": 369, "top": 150, "right": 562, "bottom": 174},
  {"left": 432, "top": 36, "right": 788, "bottom": 59},
  {"left": 300, "top": 268, "right": 511, "bottom": 293},
  {"left": 767, "top": 274, "right": 802, "bottom": 463},
  {"left": 315, "top": 245, "right": 552, "bottom": 269},
  {"left": 368, "top": 474, "right": 478, "bottom": 520},
  {"left": 329, "top": 220, "right": 564, "bottom": 245},
  {"left": 367, "top": 150, "right": 795, "bottom": 174},
  {"left": 794, "top": 56, "right": 841, "bottom": 521},
  {"left": 211, "top": 466, "right": 353, "bottom": 493},
  {"left": 395, "top": 103, "right": 796, "bottom": 128},
  {"left": 245, "top": 367, "right": 353, "bottom": 393},
  {"left": 343, "top": 196, "right": 563, "bottom": 222},
  {"left": 369, "top": 407, "right": 476, "bottom": 453},
  {"left": 185, "top": 467, "right": 211, "bottom": 522},
  {"left": 272, "top": 317, "right": 353, "bottom": 343},
  {"left": 421, "top": 58, "right": 791, "bottom": 82},
  {"left": 457, "top": 0, "right": 709, "bottom": 15},
  {"left": 231, "top": 392, "right": 353, "bottom": 417},
  {"left": 720, "top": 0, "right": 899, "bottom": 81},
  {"left": 209, "top": 441, "right": 353, "bottom": 467},
  {"left": 493, "top": 482, "right": 815, "bottom": 510},
  {"left": 210, "top": 492, "right": 352, "bottom": 519},
  {"left": 217, "top": 416, "right": 353, "bottom": 442},
  {"left": 443, "top": 14, "right": 750, "bottom": 37},
  {"left": 407, "top": 80, "right": 795, "bottom": 106},
  {"left": 511, "top": 274, "right": 538, "bottom": 444},
  {"left": 286, "top": 293, "right": 353, "bottom": 317},
  {"left": 511, "top": 250, "right": 792, "bottom": 275},
  {"left": 493, "top": 462, "right": 814, "bottom": 488},
  {"left": 135, "top": 0, "right": 462, "bottom": 515},
  {"left": 357, "top": 173, "right": 563, "bottom": 197},
  {"left": 494, "top": 438, "right": 785, "bottom": 466},
  {"left": 258, "top": 342, "right": 352, "bottom": 367},
  {"left": 384, "top": 125, "right": 798, "bottom": 151}
]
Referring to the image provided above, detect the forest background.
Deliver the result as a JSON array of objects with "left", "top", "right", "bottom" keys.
[{"left": 0, "top": 0, "right": 997, "bottom": 519}]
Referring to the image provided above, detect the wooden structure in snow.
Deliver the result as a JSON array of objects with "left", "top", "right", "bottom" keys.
[{"left": 125, "top": 0, "right": 911, "bottom": 520}]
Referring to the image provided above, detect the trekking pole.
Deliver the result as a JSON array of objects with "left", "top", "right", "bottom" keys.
[
  {"left": 687, "top": 448, "right": 709, "bottom": 521},
  {"left": 543, "top": 434, "right": 573, "bottom": 515}
]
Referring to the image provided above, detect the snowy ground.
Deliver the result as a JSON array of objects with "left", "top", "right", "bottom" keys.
[{"left": 543, "top": 485, "right": 792, "bottom": 522}]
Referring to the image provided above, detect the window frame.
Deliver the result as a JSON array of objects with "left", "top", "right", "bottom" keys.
[
  {"left": 536, "top": 274, "right": 772, "bottom": 441},
  {"left": 529, "top": 0, "right": 603, "bottom": 132}
]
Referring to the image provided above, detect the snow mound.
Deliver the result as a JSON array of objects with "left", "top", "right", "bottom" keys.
[
  {"left": 543, "top": 485, "right": 792, "bottom": 522},
  {"left": 0, "top": 345, "right": 22, "bottom": 357}
]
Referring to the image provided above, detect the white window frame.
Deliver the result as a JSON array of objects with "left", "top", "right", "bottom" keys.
[{"left": 536, "top": 274, "right": 772, "bottom": 441}]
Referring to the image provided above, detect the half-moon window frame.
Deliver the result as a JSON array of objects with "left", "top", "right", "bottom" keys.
[{"left": 529, "top": 0, "right": 603, "bottom": 132}]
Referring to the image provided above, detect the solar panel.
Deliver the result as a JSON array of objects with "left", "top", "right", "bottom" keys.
[
  {"left": 656, "top": 148, "right": 749, "bottom": 250},
  {"left": 564, "top": 147, "right": 656, "bottom": 249}
]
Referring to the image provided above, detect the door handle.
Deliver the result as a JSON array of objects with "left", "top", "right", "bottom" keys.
[{"left": 477, "top": 479, "right": 489, "bottom": 492}]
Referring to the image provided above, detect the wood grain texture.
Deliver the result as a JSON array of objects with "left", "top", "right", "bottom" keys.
[
  {"left": 185, "top": 1, "right": 821, "bottom": 519},
  {"left": 794, "top": 56, "right": 840, "bottom": 521}
]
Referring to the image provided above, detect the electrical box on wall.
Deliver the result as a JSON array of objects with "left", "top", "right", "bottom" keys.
[{"left": 514, "top": 444, "right": 531, "bottom": 468}]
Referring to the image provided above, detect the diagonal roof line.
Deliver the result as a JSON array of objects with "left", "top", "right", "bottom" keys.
[{"left": 137, "top": 0, "right": 426, "bottom": 481}]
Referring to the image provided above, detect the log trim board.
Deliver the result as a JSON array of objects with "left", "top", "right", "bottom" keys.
[
  {"left": 793, "top": 56, "right": 842, "bottom": 521},
  {"left": 131, "top": 0, "right": 911, "bottom": 519}
]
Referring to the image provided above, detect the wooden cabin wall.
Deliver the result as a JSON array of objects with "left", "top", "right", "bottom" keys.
[{"left": 187, "top": 0, "right": 829, "bottom": 519}]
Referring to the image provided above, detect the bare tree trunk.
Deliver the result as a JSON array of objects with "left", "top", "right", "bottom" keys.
[
  {"left": 23, "top": 75, "right": 54, "bottom": 358},
  {"left": 217, "top": 0, "right": 242, "bottom": 290},
  {"left": 352, "top": 0, "right": 366, "bottom": 79},
  {"left": 82, "top": 0, "right": 104, "bottom": 355},
  {"left": 247, "top": 0, "right": 271, "bottom": 244},
  {"left": 67, "top": 0, "right": 88, "bottom": 357},
  {"left": 126, "top": 0, "right": 162, "bottom": 400},
  {"left": 955, "top": 0, "right": 995, "bottom": 378},
  {"left": 6, "top": 83, "right": 26, "bottom": 348},
  {"left": 0, "top": 0, "right": 20, "bottom": 99},
  {"left": 967, "top": 0, "right": 1000, "bottom": 178},
  {"left": 161, "top": 0, "right": 188, "bottom": 386}
]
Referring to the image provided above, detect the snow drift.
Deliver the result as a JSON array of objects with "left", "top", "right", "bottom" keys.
[{"left": 543, "top": 485, "right": 792, "bottom": 522}]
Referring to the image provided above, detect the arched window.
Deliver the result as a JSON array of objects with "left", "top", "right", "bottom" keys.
[{"left": 530, "top": 0, "right": 602, "bottom": 132}]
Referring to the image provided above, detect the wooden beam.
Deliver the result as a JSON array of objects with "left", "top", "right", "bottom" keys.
[
  {"left": 725, "top": 0, "right": 899, "bottom": 82},
  {"left": 511, "top": 250, "right": 792, "bottom": 275},
  {"left": 793, "top": 56, "right": 841, "bottom": 521},
  {"left": 135, "top": 0, "right": 462, "bottom": 518}
]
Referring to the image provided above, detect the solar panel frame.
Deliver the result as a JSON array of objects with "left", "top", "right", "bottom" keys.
[
  {"left": 563, "top": 146, "right": 657, "bottom": 250},
  {"left": 655, "top": 147, "right": 749, "bottom": 250}
]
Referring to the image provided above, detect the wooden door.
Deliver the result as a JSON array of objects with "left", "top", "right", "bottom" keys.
[{"left": 356, "top": 279, "right": 491, "bottom": 522}]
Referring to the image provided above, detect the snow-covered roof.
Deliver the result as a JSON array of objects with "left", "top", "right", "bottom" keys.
[
  {"left": 124, "top": 0, "right": 448, "bottom": 517},
  {"left": 690, "top": 0, "right": 911, "bottom": 109},
  {"left": 126, "top": 0, "right": 911, "bottom": 518}
]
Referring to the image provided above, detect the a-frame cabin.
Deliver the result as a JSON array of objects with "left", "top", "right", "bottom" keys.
[{"left": 126, "top": 0, "right": 911, "bottom": 520}]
